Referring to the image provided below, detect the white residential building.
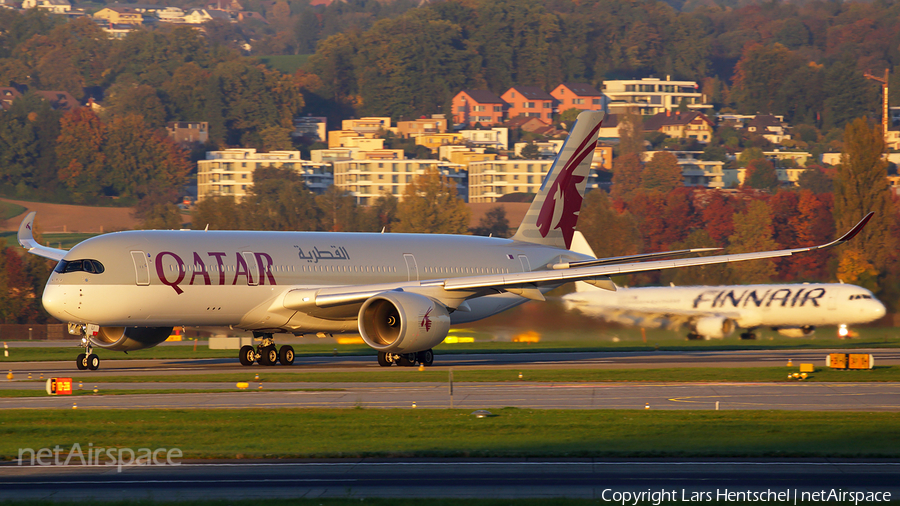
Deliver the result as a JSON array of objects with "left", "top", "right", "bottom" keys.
[
  {"left": 197, "top": 149, "right": 331, "bottom": 201},
  {"left": 459, "top": 128, "right": 508, "bottom": 151},
  {"left": 332, "top": 159, "right": 466, "bottom": 205},
  {"left": 602, "top": 77, "right": 710, "bottom": 116},
  {"left": 22, "top": 0, "right": 70, "bottom": 13}
]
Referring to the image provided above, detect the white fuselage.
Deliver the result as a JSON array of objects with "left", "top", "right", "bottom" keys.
[
  {"left": 42, "top": 230, "right": 590, "bottom": 334},
  {"left": 562, "top": 283, "right": 886, "bottom": 330}
]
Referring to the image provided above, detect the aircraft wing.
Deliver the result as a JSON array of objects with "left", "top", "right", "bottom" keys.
[
  {"left": 284, "top": 212, "right": 873, "bottom": 311},
  {"left": 17, "top": 212, "right": 67, "bottom": 261}
]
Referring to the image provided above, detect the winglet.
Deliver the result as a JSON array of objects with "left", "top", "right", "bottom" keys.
[
  {"left": 17, "top": 212, "right": 67, "bottom": 261},
  {"left": 809, "top": 212, "right": 873, "bottom": 251}
]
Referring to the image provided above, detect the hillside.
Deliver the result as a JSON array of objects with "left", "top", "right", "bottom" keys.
[{"left": 0, "top": 198, "right": 140, "bottom": 234}]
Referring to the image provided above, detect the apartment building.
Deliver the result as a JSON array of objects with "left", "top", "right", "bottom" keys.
[
  {"left": 396, "top": 115, "right": 447, "bottom": 138},
  {"left": 332, "top": 159, "right": 467, "bottom": 205},
  {"left": 310, "top": 147, "right": 404, "bottom": 163},
  {"left": 468, "top": 160, "right": 553, "bottom": 203},
  {"left": 415, "top": 133, "right": 464, "bottom": 152},
  {"left": 197, "top": 149, "right": 331, "bottom": 201},
  {"left": 602, "top": 77, "right": 710, "bottom": 115},
  {"left": 452, "top": 90, "right": 506, "bottom": 126},
  {"left": 342, "top": 117, "right": 391, "bottom": 135},
  {"left": 501, "top": 86, "right": 554, "bottom": 123}
]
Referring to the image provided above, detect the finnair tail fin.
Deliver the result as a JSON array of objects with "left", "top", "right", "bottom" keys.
[{"left": 512, "top": 110, "right": 604, "bottom": 250}]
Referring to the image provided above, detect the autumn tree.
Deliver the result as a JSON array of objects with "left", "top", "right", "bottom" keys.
[
  {"left": 610, "top": 153, "right": 644, "bottom": 202},
  {"left": 727, "top": 200, "right": 779, "bottom": 284},
  {"left": 194, "top": 196, "right": 241, "bottom": 231},
  {"left": 641, "top": 151, "right": 682, "bottom": 193},
  {"left": 394, "top": 169, "right": 470, "bottom": 234},
  {"left": 315, "top": 185, "right": 376, "bottom": 232},
  {"left": 616, "top": 112, "right": 644, "bottom": 157},
  {"left": 56, "top": 108, "right": 106, "bottom": 203},
  {"left": 832, "top": 118, "right": 897, "bottom": 291},
  {"left": 576, "top": 189, "right": 642, "bottom": 260}
]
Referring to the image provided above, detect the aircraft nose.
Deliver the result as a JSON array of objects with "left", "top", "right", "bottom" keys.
[
  {"left": 41, "top": 284, "right": 69, "bottom": 321},
  {"left": 872, "top": 300, "right": 887, "bottom": 320}
]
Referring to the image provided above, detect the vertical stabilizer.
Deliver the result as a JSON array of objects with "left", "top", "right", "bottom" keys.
[{"left": 512, "top": 111, "right": 604, "bottom": 249}]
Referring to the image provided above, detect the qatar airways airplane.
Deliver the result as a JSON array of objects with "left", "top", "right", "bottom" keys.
[
  {"left": 18, "top": 111, "right": 873, "bottom": 370},
  {"left": 562, "top": 234, "right": 886, "bottom": 339}
]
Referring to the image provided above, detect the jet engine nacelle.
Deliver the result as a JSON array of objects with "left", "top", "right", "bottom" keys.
[
  {"left": 90, "top": 326, "right": 173, "bottom": 351},
  {"left": 358, "top": 291, "right": 450, "bottom": 354},
  {"left": 776, "top": 326, "right": 816, "bottom": 338},
  {"left": 694, "top": 316, "right": 735, "bottom": 339}
]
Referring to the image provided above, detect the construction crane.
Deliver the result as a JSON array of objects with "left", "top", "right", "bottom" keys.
[{"left": 864, "top": 69, "right": 889, "bottom": 140}]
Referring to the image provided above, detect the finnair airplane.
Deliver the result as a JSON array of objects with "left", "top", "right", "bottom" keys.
[
  {"left": 561, "top": 234, "right": 886, "bottom": 339},
  {"left": 18, "top": 111, "right": 873, "bottom": 370}
]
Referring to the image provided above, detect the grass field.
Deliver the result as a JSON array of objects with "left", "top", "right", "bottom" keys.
[
  {"left": 0, "top": 201, "right": 26, "bottom": 221},
  {"left": 1, "top": 409, "right": 898, "bottom": 459},
  {"left": 256, "top": 54, "right": 310, "bottom": 73},
  {"left": 51, "top": 366, "right": 899, "bottom": 385}
]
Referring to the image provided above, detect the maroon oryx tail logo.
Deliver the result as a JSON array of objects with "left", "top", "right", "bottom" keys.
[
  {"left": 420, "top": 307, "right": 433, "bottom": 332},
  {"left": 535, "top": 121, "right": 601, "bottom": 249}
]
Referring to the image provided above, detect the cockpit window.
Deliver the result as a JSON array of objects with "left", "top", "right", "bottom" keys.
[{"left": 54, "top": 259, "right": 105, "bottom": 274}]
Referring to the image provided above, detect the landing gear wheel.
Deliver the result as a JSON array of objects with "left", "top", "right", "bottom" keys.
[
  {"left": 686, "top": 333, "right": 702, "bottom": 340},
  {"left": 258, "top": 346, "right": 278, "bottom": 366},
  {"left": 279, "top": 345, "right": 294, "bottom": 366},
  {"left": 740, "top": 332, "right": 757, "bottom": 340},
  {"left": 377, "top": 352, "right": 391, "bottom": 367},
  {"left": 87, "top": 354, "right": 100, "bottom": 371},
  {"left": 239, "top": 345, "right": 256, "bottom": 366},
  {"left": 417, "top": 349, "right": 434, "bottom": 366},
  {"left": 76, "top": 353, "right": 88, "bottom": 370},
  {"left": 398, "top": 353, "right": 416, "bottom": 367}
]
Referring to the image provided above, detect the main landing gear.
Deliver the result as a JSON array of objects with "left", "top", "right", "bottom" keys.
[
  {"left": 377, "top": 349, "right": 434, "bottom": 367},
  {"left": 739, "top": 332, "right": 757, "bottom": 340},
  {"left": 75, "top": 332, "right": 100, "bottom": 371},
  {"left": 239, "top": 333, "right": 294, "bottom": 366}
]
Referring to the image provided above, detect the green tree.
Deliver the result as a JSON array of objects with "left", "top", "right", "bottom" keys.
[
  {"left": 520, "top": 143, "right": 540, "bottom": 159},
  {"left": 104, "top": 82, "right": 166, "bottom": 129},
  {"left": 797, "top": 165, "right": 833, "bottom": 194},
  {"left": 641, "top": 151, "right": 682, "bottom": 193},
  {"left": 743, "top": 158, "right": 780, "bottom": 192},
  {"left": 259, "top": 125, "right": 294, "bottom": 152},
  {"left": 194, "top": 196, "right": 241, "bottom": 231},
  {"left": 241, "top": 166, "right": 319, "bottom": 231},
  {"left": 472, "top": 205, "right": 509, "bottom": 237},
  {"left": 315, "top": 185, "right": 375, "bottom": 232},
  {"left": 394, "top": 169, "right": 470, "bottom": 234}
]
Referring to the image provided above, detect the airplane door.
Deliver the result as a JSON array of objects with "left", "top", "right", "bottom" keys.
[
  {"left": 403, "top": 254, "right": 418, "bottom": 282},
  {"left": 130, "top": 251, "right": 150, "bottom": 286},
  {"left": 518, "top": 255, "right": 531, "bottom": 273},
  {"left": 242, "top": 252, "right": 259, "bottom": 286}
]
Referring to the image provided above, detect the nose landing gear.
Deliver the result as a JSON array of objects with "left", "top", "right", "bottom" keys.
[{"left": 75, "top": 332, "right": 100, "bottom": 371}]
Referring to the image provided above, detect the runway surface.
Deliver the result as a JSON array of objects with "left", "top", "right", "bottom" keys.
[
  {"left": 2, "top": 381, "right": 899, "bottom": 411},
  {"left": 2, "top": 459, "right": 898, "bottom": 500},
  {"left": 4, "top": 348, "right": 900, "bottom": 378}
]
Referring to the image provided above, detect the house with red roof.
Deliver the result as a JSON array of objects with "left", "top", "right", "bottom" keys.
[
  {"left": 551, "top": 82, "right": 605, "bottom": 112},
  {"left": 452, "top": 90, "right": 506, "bottom": 127},
  {"left": 501, "top": 86, "right": 554, "bottom": 124}
]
